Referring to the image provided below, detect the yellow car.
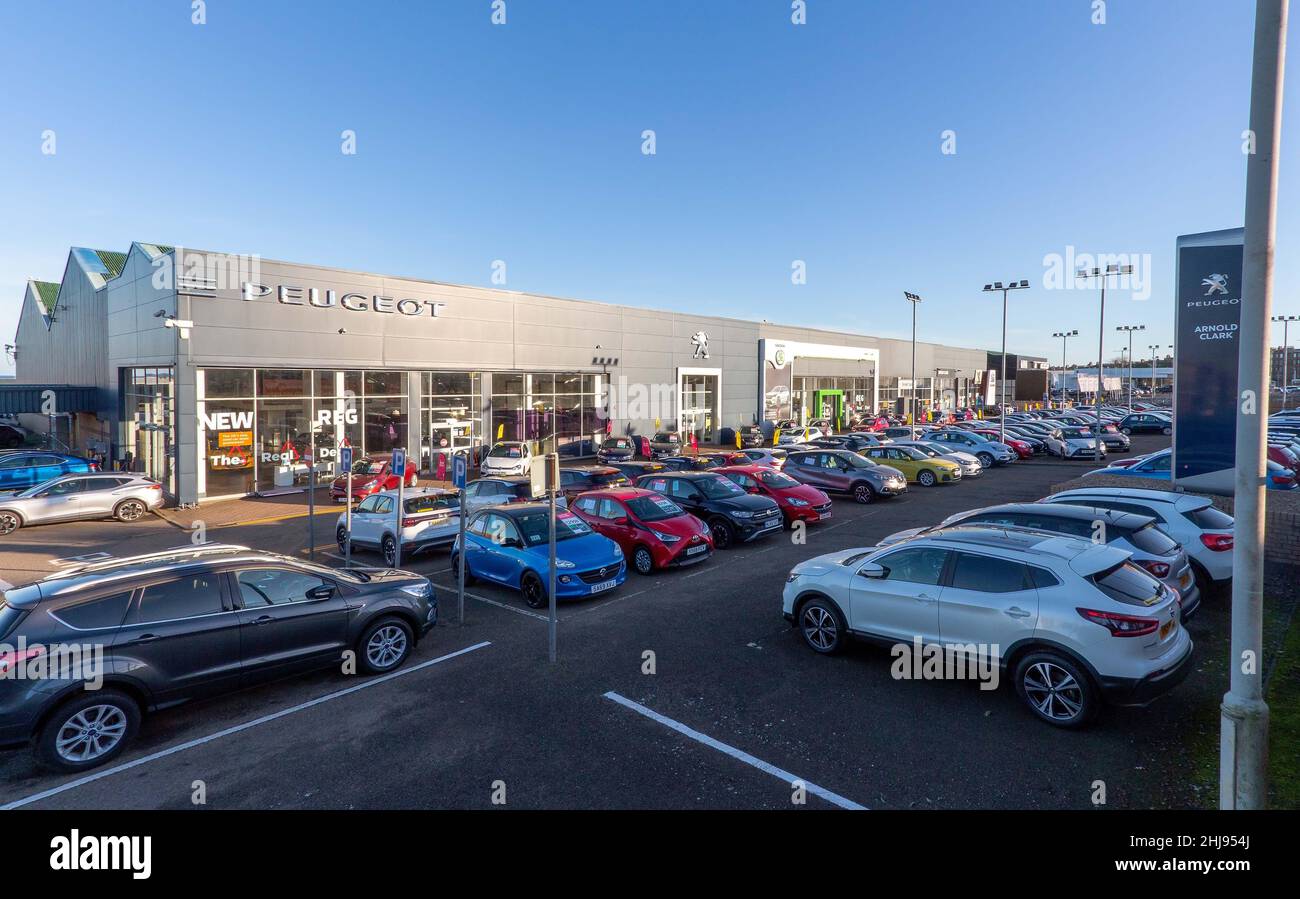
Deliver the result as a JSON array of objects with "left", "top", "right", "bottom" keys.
[{"left": 861, "top": 445, "right": 962, "bottom": 486}]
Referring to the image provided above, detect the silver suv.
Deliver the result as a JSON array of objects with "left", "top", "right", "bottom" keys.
[
  {"left": 0, "top": 474, "right": 164, "bottom": 534},
  {"left": 782, "top": 527, "right": 1193, "bottom": 727}
]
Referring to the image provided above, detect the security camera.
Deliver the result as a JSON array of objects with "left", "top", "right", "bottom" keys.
[
  {"left": 163, "top": 319, "right": 194, "bottom": 330},
  {"left": 338, "top": 328, "right": 347, "bottom": 335}
]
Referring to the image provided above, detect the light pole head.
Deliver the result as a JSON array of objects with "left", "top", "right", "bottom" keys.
[{"left": 904, "top": 292, "right": 922, "bottom": 303}]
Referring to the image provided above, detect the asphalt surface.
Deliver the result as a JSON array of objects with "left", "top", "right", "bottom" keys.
[{"left": 0, "top": 435, "right": 1243, "bottom": 809}]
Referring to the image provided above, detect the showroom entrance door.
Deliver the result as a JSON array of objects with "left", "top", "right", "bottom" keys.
[{"left": 678, "top": 368, "right": 720, "bottom": 446}]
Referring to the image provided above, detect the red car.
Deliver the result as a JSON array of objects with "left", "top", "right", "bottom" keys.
[
  {"left": 715, "top": 464, "right": 832, "bottom": 526},
  {"left": 570, "top": 487, "right": 713, "bottom": 575},
  {"left": 1268, "top": 444, "right": 1299, "bottom": 472},
  {"left": 329, "top": 453, "right": 418, "bottom": 502},
  {"left": 972, "top": 429, "right": 1033, "bottom": 459}
]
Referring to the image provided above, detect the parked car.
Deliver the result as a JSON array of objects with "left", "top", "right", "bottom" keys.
[
  {"left": 971, "top": 429, "right": 1033, "bottom": 460},
  {"left": 571, "top": 487, "right": 713, "bottom": 574},
  {"left": 335, "top": 487, "right": 460, "bottom": 566},
  {"left": 782, "top": 449, "right": 908, "bottom": 504},
  {"left": 329, "top": 453, "right": 418, "bottom": 502},
  {"left": 737, "top": 425, "right": 766, "bottom": 448},
  {"left": 733, "top": 447, "right": 788, "bottom": 469},
  {"left": 0, "top": 474, "right": 163, "bottom": 535},
  {"left": 1117, "top": 413, "right": 1173, "bottom": 436},
  {"left": 558, "top": 465, "right": 630, "bottom": 500},
  {"left": 648, "top": 432, "right": 683, "bottom": 459},
  {"left": 1046, "top": 426, "right": 1109, "bottom": 460},
  {"left": 606, "top": 460, "right": 668, "bottom": 481},
  {"left": 0, "top": 544, "right": 435, "bottom": 771},
  {"left": 480, "top": 441, "right": 533, "bottom": 476},
  {"left": 462, "top": 476, "right": 567, "bottom": 514},
  {"left": 634, "top": 471, "right": 784, "bottom": 549},
  {"left": 782, "top": 527, "right": 1192, "bottom": 727},
  {"left": 0, "top": 451, "right": 98, "bottom": 493},
  {"left": 595, "top": 436, "right": 638, "bottom": 464},
  {"left": 1043, "top": 486, "right": 1234, "bottom": 595},
  {"left": 879, "top": 503, "right": 1200, "bottom": 620},
  {"left": 925, "top": 430, "right": 1017, "bottom": 468},
  {"left": 716, "top": 464, "right": 833, "bottom": 526},
  {"left": 658, "top": 455, "right": 722, "bottom": 472},
  {"left": 859, "top": 444, "right": 962, "bottom": 487},
  {"left": 813, "top": 433, "right": 893, "bottom": 452},
  {"left": 893, "top": 439, "right": 983, "bottom": 478},
  {"left": 452, "top": 504, "right": 625, "bottom": 608}
]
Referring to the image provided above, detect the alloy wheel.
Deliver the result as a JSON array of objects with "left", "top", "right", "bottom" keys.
[
  {"left": 853, "top": 483, "right": 874, "bottom": 504},
  {"left": 0, "top": 511, "right": 19, "bottom": 535},
  {"left": 801, "top": 604, "right": 838, "bottom": 651},
  {"left": 1022, "top": 661, "right": 1084, "bottom": 722},
  {"left": 522, "top": 574, "right": 546, "bottom": 608},
  {"left": 918, "top": 470, "right": 936, "bottom": 487},
  {"left": 116, "top": 500, "right": 145, "bottom": 522},
  {"left": 55, "top": 704, "right": 128, "bottom": 763},
  {"left": 365, "top": 624, "right": 408, "bottom": 670},
  {"left": 634, "top": 547, "right": 654, "bottom": 575},
  {"left": 710, "top": 520, "right": 733, "bottom": 549},
  {"left": 383, "top": 537, "right": 397, "bottom": 567}
]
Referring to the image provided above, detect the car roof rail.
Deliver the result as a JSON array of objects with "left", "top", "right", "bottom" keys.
[{"left": 44, "top": 543, "right": 252, "bottom": 579}]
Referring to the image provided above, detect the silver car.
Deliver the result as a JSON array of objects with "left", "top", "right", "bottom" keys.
[{"left": 0, "top": 474, "right": 164, "bottom": 534}]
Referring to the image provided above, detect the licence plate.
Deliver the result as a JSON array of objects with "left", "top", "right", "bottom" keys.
[
  {"left": 763, "top": 517, "right": 780, "bottom": 528},
  {"left": 589, "top": 580, "right": 617, "bottom": 594},
  {"left": 1179, "top": 573, "right": 1191, "bottom": 589},
  {"left": 1160, "top": 619, "right": 1176, "bottom": 639},
  {"left": 686, "top": 544, "right": 708, "bottom": 556},
  {"left": 819, "top": 511, "right": 831, "bottom": 519}
]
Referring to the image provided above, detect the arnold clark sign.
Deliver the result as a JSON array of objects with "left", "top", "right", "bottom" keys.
[
  {"left": 1173, "top": 228, "right": 1243, "bottom": 495},
  {"left": 241, "top": 282, "right": 447, "bottom": 318}
]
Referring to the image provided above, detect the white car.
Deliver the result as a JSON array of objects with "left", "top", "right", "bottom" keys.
[
  {"left": 336, "top": 487, "right": 461, "bottom": 566},
  {"left": 481, "top": 441, "right": 532, "bottom": 476},
  {"left": 1042, "top": 487, "right": 1234, "bottom": 594},
  {"left": 776, "top": 427, "right": 825, "bottom": 445},
  {"left": 1044, "top": 426, "right": 1108, "bottom": 459},
  {"left": 893, "top": 439, "right": 983, "bottom": 478},
  {"left": 782, "top": 527, "right": 1193, "bottom": 727}
]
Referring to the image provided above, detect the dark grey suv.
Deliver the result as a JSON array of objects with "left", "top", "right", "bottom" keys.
[{"left": 0, "top": 544, "right": 436, "bottom": 772}]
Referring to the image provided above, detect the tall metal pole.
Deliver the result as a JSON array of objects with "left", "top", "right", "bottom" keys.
[
  {"left": 1077, "top": 267, "right": 1130, "bottom": 460},
  {"left": 547, "top": 453, "right": 558, "bottom": 663},
  {"left": 983, "top": 281, "right": 1029, "bottom": 438},
  {"left": 1117, "top": 325, "right": 1145, "bottom": 412},
  {"left": 1274, "top": 314, "right": 1298, "bottom": 408},
  {"left": 1223, "top": 0, "right": 1286, "bottom": 811},
  {"left": 1053, "top": 330, "right": 1077, "bottom": 408},
  {"left": 904, "top": 293, "right": 922, "bottom": 425}
]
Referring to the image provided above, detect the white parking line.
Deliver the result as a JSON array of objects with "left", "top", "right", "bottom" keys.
[
  {"left": 602, "top": 691, "right": 867, "bottom": 810},
  {"left": 1, "top": 641, "right": 492, "bottom": 811},
  {"left": 427, "top": 582, "right": 551, "bottom": 621}
]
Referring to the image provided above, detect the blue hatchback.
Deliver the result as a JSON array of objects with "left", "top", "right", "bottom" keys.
[
  {"left": 1087, "top": 447, "right": 1297, "bottom": 490},
  {"left": 0, "top": 451, "right": 95, "bottom": 492},
  {"left": 453, "top": 503, "right": 626, "bottom": 608}
]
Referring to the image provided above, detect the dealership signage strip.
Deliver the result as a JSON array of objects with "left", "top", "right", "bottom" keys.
[{"left": 241, "top": 283, "right": 447, "bottom": 317}]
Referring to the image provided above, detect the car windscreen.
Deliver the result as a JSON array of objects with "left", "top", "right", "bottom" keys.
[
  {"left": 514, "top": 510, "right": 592, "bottom": 544},
  {"left": 606, "top": 438, "right": 633, "bottom": 449},
  {"left": 1090, "top": 561, "right": 1162, "bottom": 606},
  {"left": 352, "top": 460, "right": 382, "bottom": 475},
  {"left": 911, "top": 443, "right": 943, "bottom": 456},
  {"left": 588, "top": 471, "right": 629, "bottom": 487},
  {"left": 1183, "top": 504, "right": 1234, "bottom": 529},
  {"left": 489, "top": 445, "right": 522, "bottom": 458},
  {"left": 758, "top": 470, "right": 800, "bottom": 488},
  {"left": 1126, "top": 523, "right": 1180, "bottom": 555},
  {"left": 697, "top": 476, "right": 746, "bottom": 499},
  {"left": 405, "top": 495, "right": 457, "bottom": 514},
  {"left": 1061, "top": 428, "right": 1093, "bottom": 439},
  {"left": 844, "top": 453, "right": 877, "bottom": 469},
  {"left": 625, "top": 495, "right": 683, "bottom": 522}
]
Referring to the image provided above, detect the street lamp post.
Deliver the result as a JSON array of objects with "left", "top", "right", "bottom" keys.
[
  {"left": 904, "top": 292, "right": 922, "bottom": 425},
  {"left": 1052, "top": 330, "right": 1078, "bottom": 408},
  {"left": 1116, "top": 325, "right": 1146, "bottom": 412},
  {"left": 1076, "top": 265, "right": 1133, "bottom": 462},
  {"left": 1273, "top": 314, "right": 1299, "bottom": 409},
  {"left": 1147, "top": 343, "right": 1172, "bottom": 399},
  {"left": 982, "top": 280, "right": 1030, "bottom": 443}
]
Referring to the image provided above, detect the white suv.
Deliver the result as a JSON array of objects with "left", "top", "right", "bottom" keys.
[
  {"left": 782, "top": 527, "right": 1193, "bottom": 727},
  {"left": 336, "top": 487, "right": 461, "bottom": 566}
]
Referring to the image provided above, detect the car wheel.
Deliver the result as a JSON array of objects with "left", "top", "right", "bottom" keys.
[
  {"left": 357, "top": 617, "right": 413, "bottom": 674},
  {"left": 708, "top": 517, "right": 735, "bottom": 550},
  {"left": 35, "top": 690, "right": 140, "bottom": 773},
  {"left": 852, "top": 482, "right": 875, "bottom": 504},
  {"left": 336, "top": 525, "right": 349, "bottom": 555},
  {"left": 1014, "top": 651, "right": 1098, "bottom": 728},
  {"left": 632, "top": 545, "right": 655, "bottom": 575},
  {"left": 918, "top": 469, "right": 937, "bottom": 487},
  {"left": 382, "top": 535, "right": 398, "bottom": 567},
  {"left": 0, "top": 510, "right": 21, "bottom": 535},
  {"left": 977, "top": 452, "right": 994, "bottom": 469},
  {"left": 1121, "top": 427, "right": 1132, "bottom": 435},
  {"left": 113, "top": 499, "right": 147, "bottom": 523},
  {"left": 1162, "top": 426, "right": 1172, "bottom": 436},
  {"left": 521, "top": 571, "right": 547, "bottom": 608},
  {"left": 797, "top": 597, "right": 846, "bottom": 654},
  {"left": 451, "top": 552, "right": 477, "bottom": 586}
]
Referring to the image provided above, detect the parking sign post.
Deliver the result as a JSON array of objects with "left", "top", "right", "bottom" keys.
[
  {"left": 453, "top": 452, "right": 467, "bottom": 625},
  {"left": 392, "top": 447, "right": 406, "bottom": 570},
  {"left": 305, "top": 445, "right": 316, "bottom": 561},
  {"left": 340, "top": 445, "right": 354, "bottom": 568},
  {"left": 545, "top": 452, "right": 559, "bottom": 663}
]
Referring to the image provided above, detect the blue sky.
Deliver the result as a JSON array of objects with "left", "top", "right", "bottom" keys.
[{"left": 1, "top": 0, "right": 1295, "bottom": 373}]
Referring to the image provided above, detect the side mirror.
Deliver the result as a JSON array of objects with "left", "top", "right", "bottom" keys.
[
  {"left": 613, "top": 516, "right": 629, "bottom": 526},
  {"left": 856, "top": 563, "right": 886, "bottom": 579},
  {"left": 306, "top": 584, "right": 336, "bottom": 600},
  {"left": 747, "top": 487, "right": 760, "bottom": 494}
]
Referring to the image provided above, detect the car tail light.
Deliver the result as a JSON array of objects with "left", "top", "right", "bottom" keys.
[
  {"left": 1076, "top": 608, "right": 1159, "bottom": 637},
  {"left": 1200, "top": 532, "right": 1234, "bottom": 551},
  {"left": 148, "top": 484, "right": 163, "bottom": 491},
  {"left": 1136, "top": 560, "right": 1170, "bottom": 579},
  {"left": 1271, "top": 472, "right": 1296, "bottom": 487},
  {"left": 402, "top": 517, "right": 418, "bottom": 528},
  {"left": 0, "top": 644, "right": 44, "bottom": 676},
  {"left": 89, "top": 461, "right": 101, "bottom": 472}
]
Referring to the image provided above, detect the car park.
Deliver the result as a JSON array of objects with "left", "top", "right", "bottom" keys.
[
  {"left": 0, "top": 544, "right": 435, "bottom": 771},
  {"left": 1043, "top": 487, "right": 1234, "bottom": 595},
  {"left": 452, "top": 504, "right": 625, "bottom": 607},
  {"left": 859, "top": 444, "right": 962, "bottom": 486},
  {"left": 571, "top": 487, "right": 713, "bottom": 574},
  {"left": 480, "top": 441, "right": 533, "bottom": 476},
  {"left": 657, "top": 454, "right": 726, "bottom": 472},
  {"left": 635, "top": 470, "right": 784, "bottom": 548},
  {"left": 1117, "top": 412, "right": 1173, "bottom": 436},
  {"left": 462, "top": 476, "right": 567, "bottom": 514},
  {"left": 926, "top": 430, "right": 1017, "bottom": 468},
  {"left": 782, "top": 527, "right": 1193, "bottom": 727},
  {"left": 0, "top": 474, "right": 164, "bottom": 535},
  {"left": 0, "top": 451, "right": 98, "bottom": 493},
  {"left": 595, "top": 436, "right": 638, "bottom": 464},
  {"left": 716, "top": 464, "right": 833, "bottom": 526},
  {"left": 558, "top": 465, "right": 629, "bottom": 500},
  {"left": 329, "top": 453, "right": 418, "bottom": 503},
  {"left": 782, "top": 449, "right": 908, "bottom": 503},
  {"left": 336, "top": 487, "right": 461, "bottom": 566},
  {"left": 878, "top": 503, "right": 1200, "bottom": 620}
]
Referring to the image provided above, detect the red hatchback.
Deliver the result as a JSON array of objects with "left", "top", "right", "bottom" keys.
[
  {"left": 715, "top": 464, "right": 832, "bottom": 526},
  {"left": 329, "top": 453, "right": 418, "bottom": 503},
  {"left": 570, "top": 487, "right": 713, "bottom": 575}
]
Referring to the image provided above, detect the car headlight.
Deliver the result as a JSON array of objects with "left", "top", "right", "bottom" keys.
[
  {"left": 786, "top": 572, "right": 800, "bottom": 583},
  {"left": 787, "top": 498, "right": 809, "bottom": 507},
  {"left": 651, "top": 529, "right": 681, "bottom": 542},
  {"left": 400, "top": 581, "right": 432, "bottom": 599},
  {"left": 730, "top": 510, "right": 755, "bottom": 519},
  {"left": 612, "top": 544, "right": 624, "bottom": 557},
  {"left": 555, "top": 559, "right": 576, "bottom": 569}
]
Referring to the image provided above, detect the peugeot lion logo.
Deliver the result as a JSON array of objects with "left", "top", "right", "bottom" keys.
[
  {"left": 1202, "top": 273, "right": 1230, "bottom": 296},
  {"left": 691, "top": 330, "right": 710, "bottom": 359}
]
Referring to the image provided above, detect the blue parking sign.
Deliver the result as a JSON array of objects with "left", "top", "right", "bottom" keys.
[
  {"left": 340, "top": 446, "right": 353, "bottom": 470},
  {"left": 392, "top": 448, "right": 407, "bottom": 475},
  {"left": 452, "top": 453, "right": 467, "bottom": 489}
]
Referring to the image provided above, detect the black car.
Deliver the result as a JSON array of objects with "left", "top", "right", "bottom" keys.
[
  {"left": 0, "top": 544, "right": 436, "bottom": 772},
  {"left": 1117, "top": 413, "right": 1173, "bottom": 436},
  {"left": 737, "top": 425, "right": 766, "bottom": 448},
  {"left": 596, "top": 436, "right": 638, "bottom": 463},
  {"left": 634, "top": 471, "right": 783, "bottom": 549},
  {"left": 657, "top": 455, "right": 726, "bottom": 472},
  {"left": 607, "top": 460, "right": 668, "bottom": 480},
  {"left": 648, "top": 431, "right": 683, "bottom": 459},
  {"left": 557, "top": 465, "right": 629, "bottom": 500}
]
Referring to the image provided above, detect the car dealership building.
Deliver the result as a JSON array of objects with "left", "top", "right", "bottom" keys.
[{"left": 15, "top": 242, "right": 1004, "bottom": 503}]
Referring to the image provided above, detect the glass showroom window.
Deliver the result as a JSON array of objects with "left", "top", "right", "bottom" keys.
[
  {"left": 121, "top": 366, "right": 174, "bottom": 490},
  {"left": 361, "top": 371, "right": 408, "bottom": 456},
  {"left": 423, "top": 371, "right": 480, "bottom": 471},
  {"left": 489, "top": 372, "right": 599, "bottom": 456},
  {"left": 490, "top": 372, "right": 526, "bottom": 445}
]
